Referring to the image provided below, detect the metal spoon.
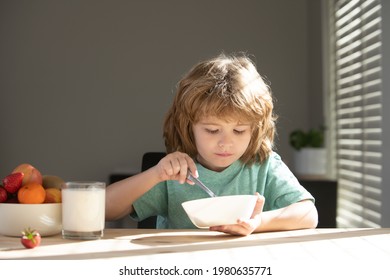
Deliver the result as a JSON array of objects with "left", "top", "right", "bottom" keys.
[{"left": 187, "top": 171, "right": 217, "bottom": 198}]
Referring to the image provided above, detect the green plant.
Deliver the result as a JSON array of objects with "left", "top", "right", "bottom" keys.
[{"left": 289, "top": 126, "right": 325, "bottom": 151}]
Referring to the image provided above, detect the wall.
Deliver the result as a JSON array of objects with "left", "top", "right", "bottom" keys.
[
  {"left": 381, "top": 0, "right": 390, "bottom": 227},
  {"left": 0, "top": 0, "right": 316, "bottom": 183},
  {"left": 307, "top": 0, "right": 325, "bottom": 129}
]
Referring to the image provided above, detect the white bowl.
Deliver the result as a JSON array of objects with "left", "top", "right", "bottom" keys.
[
  {"left": 182, "top": 195, "right": 257, "bottom": 228},
  {"left": 0, "top": 203, "right": 62, "bottom": 237}
]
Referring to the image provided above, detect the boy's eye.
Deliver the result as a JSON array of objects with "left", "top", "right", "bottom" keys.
[
  {"left": 205, "top": 128, "right": 219, "bottom": 134},
  {"left": 234, "top": 129, "right": 246, "bottom": 134}
]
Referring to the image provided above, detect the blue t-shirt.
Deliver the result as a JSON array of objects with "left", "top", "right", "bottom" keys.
[{"left": 131, "top": 152, "right": 314, "bottom": 229}]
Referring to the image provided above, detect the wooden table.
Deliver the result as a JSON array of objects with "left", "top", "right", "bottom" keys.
[{"left": 1, "top": 228, "right": 390, "bottom": 279}]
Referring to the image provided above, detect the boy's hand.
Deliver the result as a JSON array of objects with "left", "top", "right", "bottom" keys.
[
  {"left": 209, "top": 193, "right": 265, "bottom": 236},
  {"left": 154, "top": 151, "right": 198, "bottom": 184}
]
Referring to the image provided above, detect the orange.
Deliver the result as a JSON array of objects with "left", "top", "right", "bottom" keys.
[{"left": 18, "top": 183, "right": 46, "bottom": 204}]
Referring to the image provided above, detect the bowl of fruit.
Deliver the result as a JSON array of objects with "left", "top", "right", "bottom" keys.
[{"left": 0, "top": 164, "right": 64, "bottom": 237}]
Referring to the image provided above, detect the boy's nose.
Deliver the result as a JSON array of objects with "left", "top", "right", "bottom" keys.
[{"left": 218, "top": 136, "right": 233, "bottom": 148}]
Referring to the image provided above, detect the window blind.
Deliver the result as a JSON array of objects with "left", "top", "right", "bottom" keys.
[{"left": 329, "top": 0, "right": 383, "bottom": 227}]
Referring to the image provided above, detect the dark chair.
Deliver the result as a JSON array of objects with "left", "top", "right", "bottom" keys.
[
  {"left": 137, "top": 152, "right": 166, "bottom": 229},
  {"left": 141, "top": 152, "right": 166, "bottom": 171}
]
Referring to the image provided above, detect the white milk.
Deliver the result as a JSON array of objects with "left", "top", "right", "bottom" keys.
[{"left": 62, "top": 187, "right": 105, "bottom": 232}]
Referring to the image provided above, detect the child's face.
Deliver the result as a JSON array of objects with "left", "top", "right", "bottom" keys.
[{"left": 192, "top": 116, "right": 252, "bottom": 172}]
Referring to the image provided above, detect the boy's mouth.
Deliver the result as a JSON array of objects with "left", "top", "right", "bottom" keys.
[{"left": 215, "top": 152, "right": 233, "bottom": 157}]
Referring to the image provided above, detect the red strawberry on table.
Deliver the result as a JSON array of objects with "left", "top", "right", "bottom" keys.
[
  {"left": 21, "top": 228, "right": 41, "bottom": 249},
  {"left": 2, "top": 172, "right": 24, "bottom": 194},
  {"left": 0, "top": 186, "right": 7, "bottom": 203}
]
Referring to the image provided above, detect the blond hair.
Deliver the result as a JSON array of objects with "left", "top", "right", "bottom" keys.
[{"left": 163, "top": 53, "right": 277, "bottom": 164}]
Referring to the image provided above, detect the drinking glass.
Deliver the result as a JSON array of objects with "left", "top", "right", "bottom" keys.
[{"left": 61, "top": 181, "right": 105, "bottom": 240}]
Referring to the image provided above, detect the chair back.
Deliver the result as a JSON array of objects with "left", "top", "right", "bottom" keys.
[{"left": 137, "top": 152, "right": 166, "bottom": 229}]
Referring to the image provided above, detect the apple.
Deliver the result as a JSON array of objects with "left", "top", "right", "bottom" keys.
[
  {"left": 44, "top": 187, "right": 62, "bottom": 203},
  {"left": 12, "top": 163, "right": 43, "bottom": 186},
  {"left": 42, "top": 175, "right": 65, "bottom": 190}
]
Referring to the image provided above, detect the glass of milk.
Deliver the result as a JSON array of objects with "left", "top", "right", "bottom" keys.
[{"left": 61, "top": 181, "right": 106, "bottom": 240}]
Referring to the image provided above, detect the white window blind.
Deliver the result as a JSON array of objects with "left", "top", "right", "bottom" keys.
[{"left": 329, "top": 0, "right": 383, "bottom": 227}]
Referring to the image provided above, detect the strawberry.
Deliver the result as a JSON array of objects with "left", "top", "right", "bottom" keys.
[
  {"left": 3, "top": 172, "right": 24, "bottom": 194},
  {"left": 21, "top": 228, "right": 41, "bottom": 249},
  {"left": 0, "top": 186, "right": 7, "bottom": 203}
]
